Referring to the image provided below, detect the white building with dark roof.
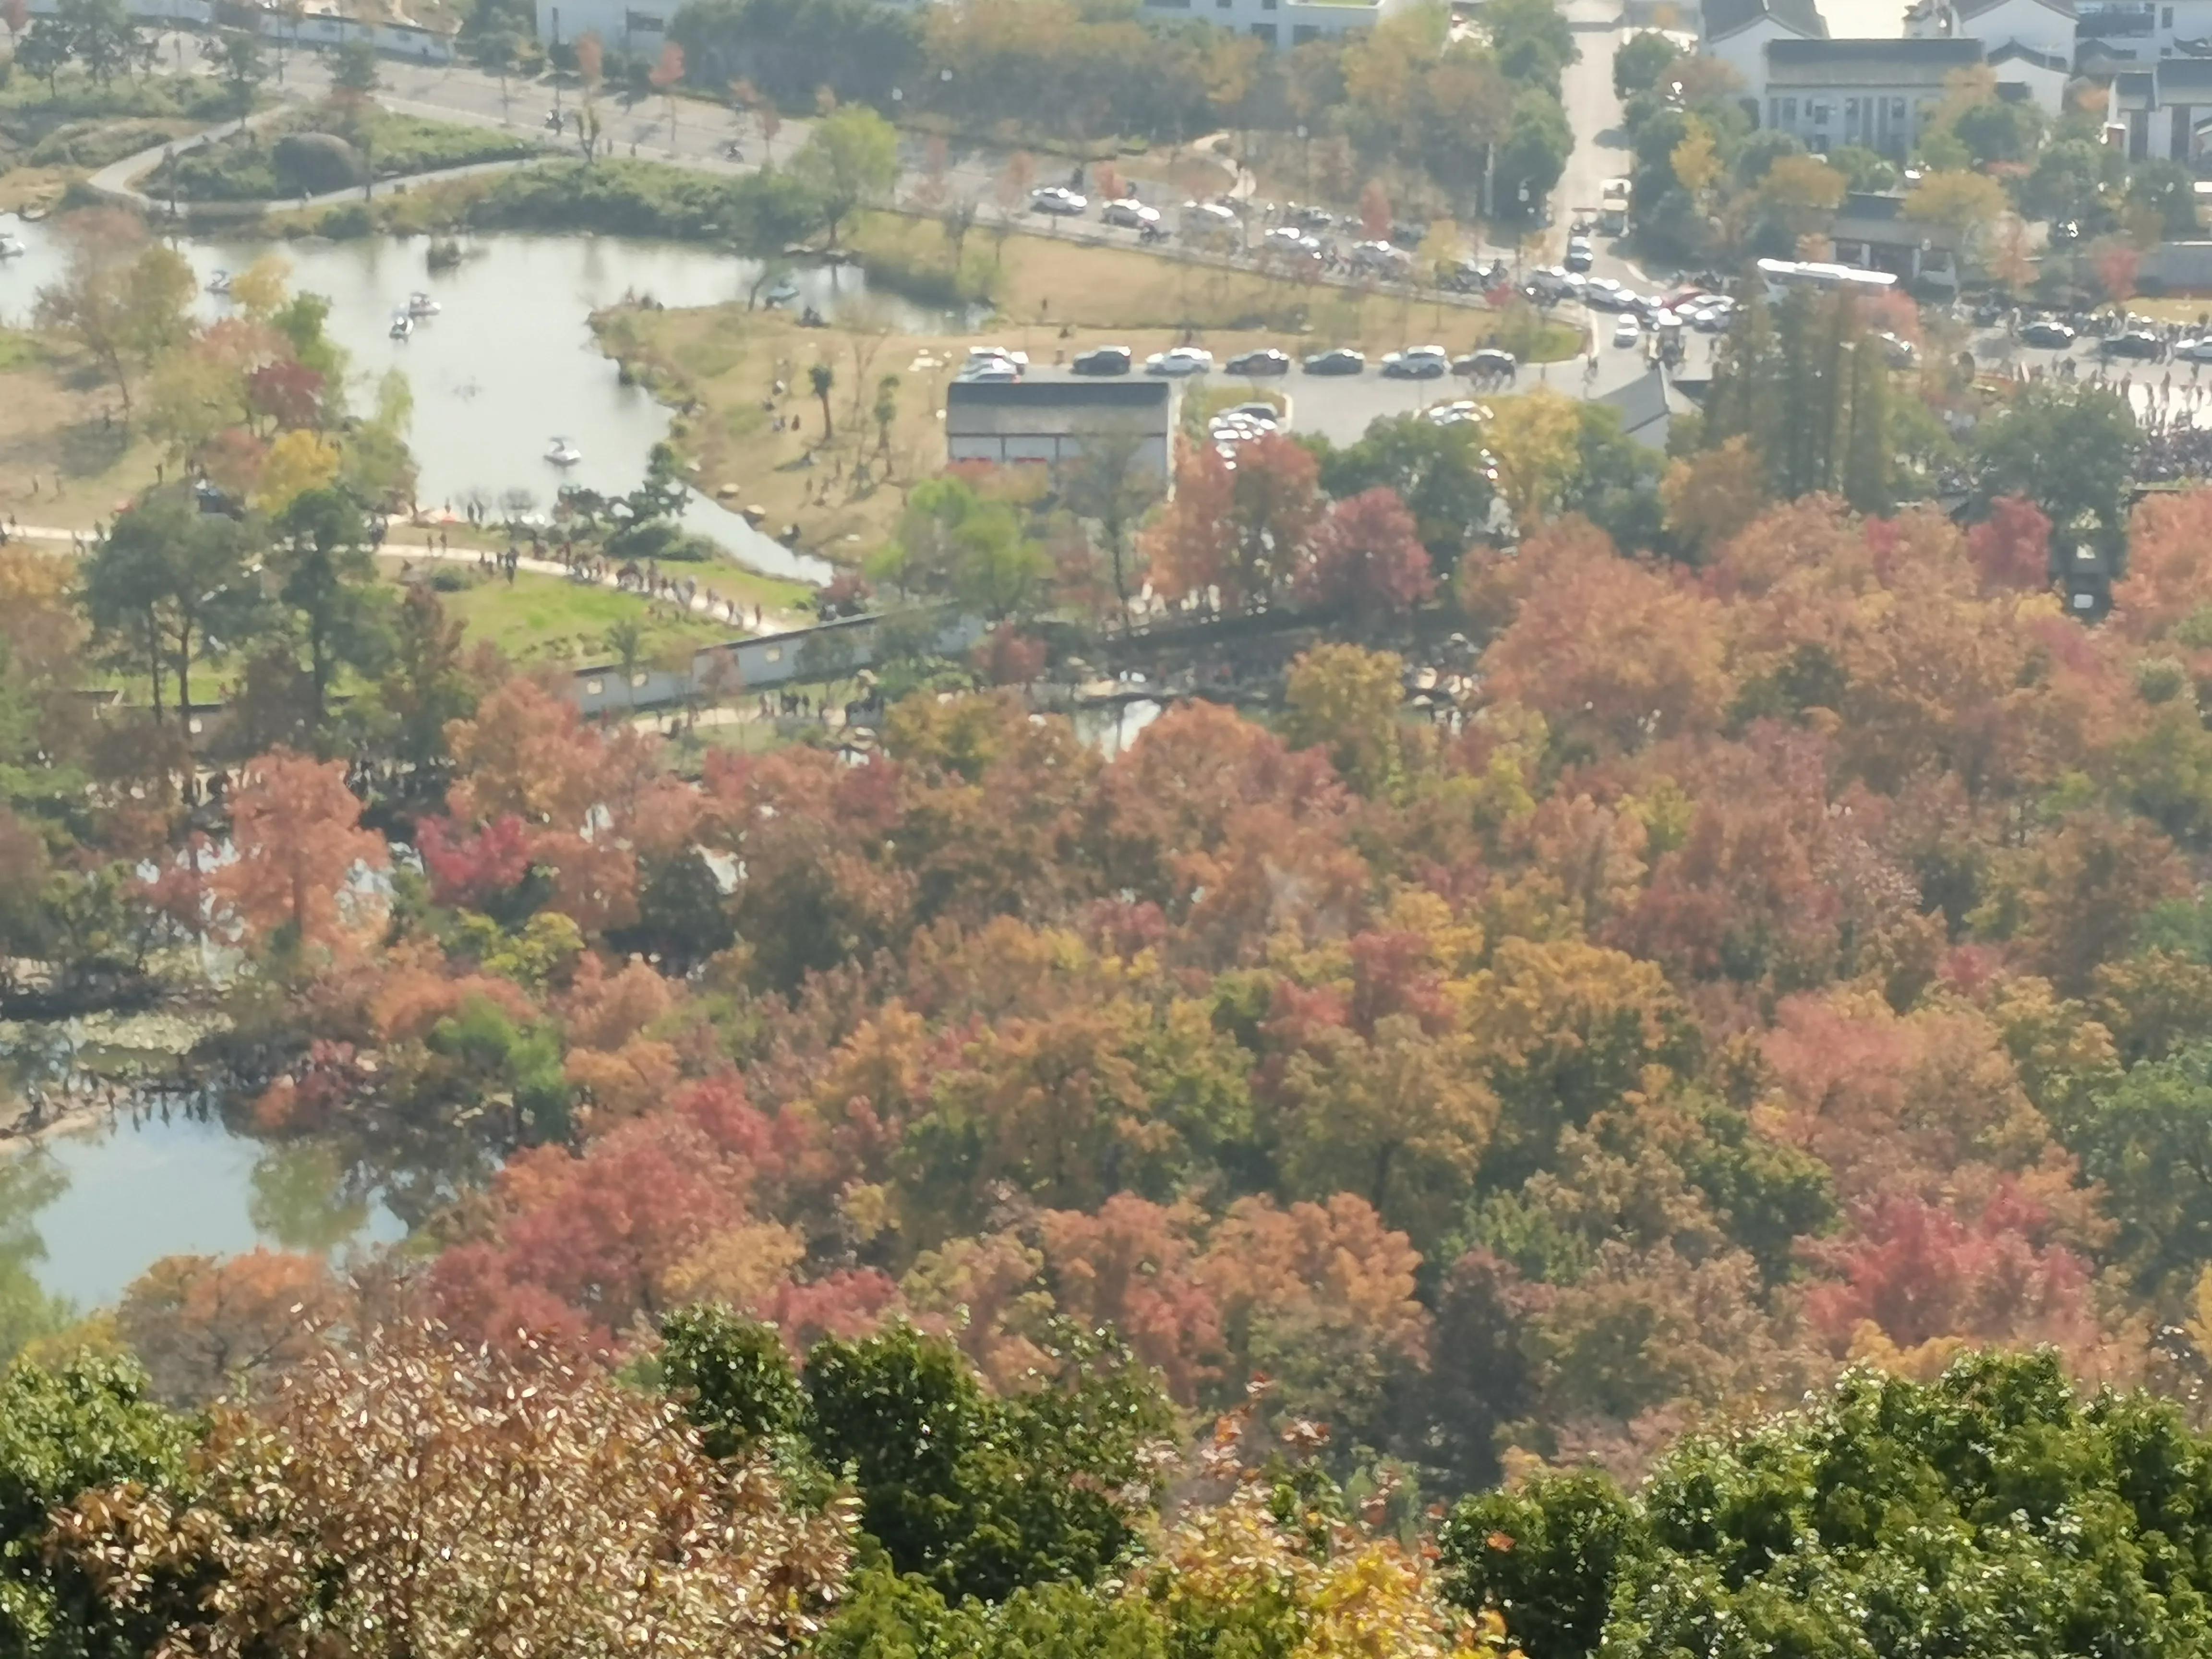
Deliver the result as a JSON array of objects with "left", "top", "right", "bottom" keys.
[
  {"left": 2077, "top": 0, "right": 2212, "bottom": 61},
  {"left": 1757, "top": 36, "right": 1988, "bottom": 153},
  {"left": 2108, "top": 55, "right": 2212, "bottom": 157},
  {"left": 1139, "top": 0, "right": 1405, "bottom": 48},
  {"left": 944, "top": 377, "right": 1175, "bottom": 477},
  {"left": 1701, "top": 0, "right": 1829, "bottom": 93},
  {"left": 1906, "top": 0, "right": 2078, "bottom": 59}
]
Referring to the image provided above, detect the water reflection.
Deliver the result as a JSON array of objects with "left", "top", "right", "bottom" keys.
[
  {"left": 1072, "top": 697, "right": 1164, "bottom": 758},
  {"left": 248, "top": 1139, "right": 373, "bottom": 1255},
  {"left": 0, "top": 1108, "right": 407, "bottom": 1325},
  {"left": 0, "top": 1154, "right": 72, "bottom": 1358}
]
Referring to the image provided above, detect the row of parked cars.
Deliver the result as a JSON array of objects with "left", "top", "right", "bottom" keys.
[
  {"left": 1029, "top": 186, "right": 1166, "bottom": 230},
  {"left": 1065, "top": 343, "right": 1521, "bottom": 380}
]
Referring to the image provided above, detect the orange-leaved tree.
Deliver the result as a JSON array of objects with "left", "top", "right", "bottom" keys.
[{"left": 212, "top": 748, "right": 387, "bottom": 957}]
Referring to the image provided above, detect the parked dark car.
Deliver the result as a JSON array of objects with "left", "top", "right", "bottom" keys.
[
  {"left": 1453, "top": 347, "right": 1517, "bottom": 379},
  {"left": 1071, "top": 345, "right": 1132, "bottom": 375},
  {"left": 1302, "top": 348, "right": 1366, "bottom": 374},
  {"left": 1225, "top": 348, "right": 1291, "bottom": 376},
  {"left": 2102, "top": 330, "right": 2163, "bottom": 359},
  {"left": 2020, "top": 320, "right": 2077, "bottom": 349}
]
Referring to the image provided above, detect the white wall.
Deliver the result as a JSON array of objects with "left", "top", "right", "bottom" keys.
[
  {"left": 1141, "top": 0, "right": 1399, "bottom": 47},
  {"left": 1703, "top": 16, "right": 1798, "bottom": 100},
  {"left": 1763, "top": 83, "right": 1937, "bottom": 153},
  {"left": 1968, "top": 0, "right": 2075, "bottom": 58},
  {"left": 1991, "top": 52, "right": 2068, "bottom": 112},
  {"left": 26, "top": 0, "right": 458, "bottom": 60}
]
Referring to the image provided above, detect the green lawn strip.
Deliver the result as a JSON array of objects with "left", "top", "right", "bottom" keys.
[{"left": 387, "top": 562, "right": 744, "bottom": 666}]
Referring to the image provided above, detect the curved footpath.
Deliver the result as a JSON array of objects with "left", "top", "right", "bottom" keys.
[
  {"left": 8, "top": 519, "right": 814, "bottom": 637},
  {"left": 86, "top": 104, "right": 558, "bottom": 214}
]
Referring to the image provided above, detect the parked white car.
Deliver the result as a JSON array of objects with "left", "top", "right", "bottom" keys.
[{"left": 1146, "top": 347, "right": 1215, "bottom": 375}]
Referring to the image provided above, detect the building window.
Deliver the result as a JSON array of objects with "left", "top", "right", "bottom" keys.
[
  {"left": 630, "top": 672, "right": 649, "bottom": 688},
  {"left": 1292, "top": 20, "right": 1317, "bottom": 36},
  {"left": 1784, "top": 96, "right": 1797, "bottom": 122},
  {"left": 624, "top": 9, "right": 664, "bottom": 29},
  {"left": 2165, "top": 5, "right": 2175, "bottom": 24},
  {"left": 1249, "top": 19, "right": 1276, "bottom": 37},
  {"left": 1890, "top": 96, "right": 1906, "bottom": 118},
  {"left": 587, "top": 678, "right": 604, "bottom": 695},
  {"left": 765, "top": 647, "right": 781, "bottom": 663},
  {"left": 1809, "top": 99, "right": 1829, "bottom": 125},
  {"left": 1262, "top": 0, "right": 1277, "bottom": 10}
]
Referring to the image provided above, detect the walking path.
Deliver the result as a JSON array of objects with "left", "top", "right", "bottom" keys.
[{"left": 8, "top": 519, "right": 815, "bottom": 637}]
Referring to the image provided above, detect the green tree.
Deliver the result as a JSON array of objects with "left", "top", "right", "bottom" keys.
[
  {"left": 659, "top": 1306, "right": 810, "bottom": 1457},
  {"left": 1312, "top": 412, "right": 1495, "bottom": 575},
  {"left": 873, "top": 475, "right": 1050, "bottom": 620},
  {"left": 1971, "top": 382, "right": 2140, "bottom": 538},
  {"left": 0, "top": 1351, "right": 199, "bottom": 1659},
  {"left": 802, "top": 1322, "right": 1173, "bottom": 1604},
  {"left": 331, "top": 36, "right": 379, "bottom": 96},
  {"left": 79, "top": 487, "right": 266, "bottom": 728},
  {"left": 2068, "top": 1040, "right": 2212, "bottom": 1294},
  {"left": 1612, "top": 31, "right": 1679, "bottom": 100},
  {"left": 272, "top": 487, "right": 392, "bottom": 738},
  {"left": 1494, "top": 88, "right": 1572, "bottom": 222},
  {"left": 0, "top": 1159, "right": 71, "bottom": 1366},
  {"left": 1441, "top": 1471, "right": 1642, "bottom": 1659},
  {"left": 1705, "top": 289, "right": 1888, "bottom": 506},
  {"left": 1483, "top": 0, "right": 1576, "bottom": 94},
  {"left": 2020, "top": 137, "right": 2116, "bottom": 231},
  {"left": 213, "top": 27, "right": 267, "bottom": 113},
  {"left": 53, "top": 0, "right": 135, "bottom": 85},
  {"left": 791, "top": 106, "right": 898, "bottom": 244},
  {"left": 368, "top": 584, "right": 475, "bottom": 778},
  {"left": 15, "top": 19, "right": 71, "bottom": 96},
  {"left": 1444, "top": 1351, "right": 2212, "bottom": 1659},
  {"left": 2129, "top": 157, "right": 2200, "bottom": 239}
]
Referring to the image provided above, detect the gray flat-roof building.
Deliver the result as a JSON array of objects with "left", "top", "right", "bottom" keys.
[{"left": 945, "top": 378, "right": 1175, "bottom": 478}]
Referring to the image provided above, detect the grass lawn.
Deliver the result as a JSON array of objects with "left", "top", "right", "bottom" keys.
[
  {"left": 390, "top": 564, "right": 740, "bottom": 666},
  {"left": 598, "top": 216, "right": 1574, "bottom": 561},
  {"left": 0, "top": 337, "right": 168, "bottom": 529}
]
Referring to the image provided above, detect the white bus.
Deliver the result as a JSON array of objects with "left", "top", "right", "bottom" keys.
[{"left": 1755, "top": 258, "right": 1899, "bottom": 302}]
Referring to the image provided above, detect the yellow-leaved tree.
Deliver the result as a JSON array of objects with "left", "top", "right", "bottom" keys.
[{"left": 254, "top": 428, "right": 340, "bottom": 514}]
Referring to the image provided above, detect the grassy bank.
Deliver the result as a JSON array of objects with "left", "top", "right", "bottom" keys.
[
  {"left": 147, "top": 110, "right": 539, "bottom": 203},
  {"left": 388, "top": 562, "right": 740, "bottom": 666},
  {"left": 271, "top": 157, "right": 781, "bottom": 242},
  {"left": 0, "top": 69, "right": 233, "bottom": 211}
]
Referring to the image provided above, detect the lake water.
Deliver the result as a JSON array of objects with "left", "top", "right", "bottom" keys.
[
  {"left": 0, "top": 1113, "right": 407, "bottom": 1314},
  {"left": 0, "top": 222, "right": 971, "bottom": 584}
]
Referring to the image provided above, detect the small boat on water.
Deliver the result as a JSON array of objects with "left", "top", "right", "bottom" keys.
[
  {"left": 388, "top": 313, "right": 413, "bottom": 339},
  {"left": 764, "top": 276, "right": 800, "bottom": 305},
  {"left": 407, "top": 290, "right": 440, "bottom": 317},
  {"left": 546, "top": 436, "right": 581, "bottom": 467},
  {"left": 206, "top": 270, "right": 232, "bottom": 295}
]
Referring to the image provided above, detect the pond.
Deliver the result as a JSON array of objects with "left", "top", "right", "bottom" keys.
[
  {"left": 0, "top": 220, "right": 972, "bottom": 584},
  {"left": 0, "top": 1112, "right": 408, "bottom": 1319}
]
